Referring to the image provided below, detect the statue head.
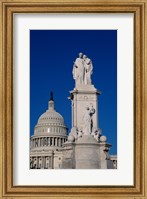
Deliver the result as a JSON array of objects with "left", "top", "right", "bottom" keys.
[
  {"left": 79, "top": 52, "right": 83, "bottom": 58},
  {"left": 83, "top": 55, "right": 87, "bottom": 59}
]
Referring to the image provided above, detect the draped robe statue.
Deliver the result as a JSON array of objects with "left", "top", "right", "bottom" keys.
[
  {"left": 83, "top": 104, "right": 95, "bottom": 135},
  {"left": 83, "top": 55, "right": 93, "bottom": 85},
  {"left": 72, "top": 53, "right": 84, "bottom": 85}
]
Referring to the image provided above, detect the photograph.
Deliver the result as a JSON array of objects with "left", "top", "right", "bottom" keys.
[
  {"left": 29, "top": 30, "right": 117, "bottom": 169},
  {"left": 1, "top": 0, "right": 146, "bottom": 197}
]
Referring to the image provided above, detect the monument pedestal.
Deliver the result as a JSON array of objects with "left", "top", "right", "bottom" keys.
[
  {"left": 69, "top": 85, "right": 101, "bottom": 131},
  {"left": 75, "top": 135, "right": 100, "bottom": 169},
  {"left": 62, "top": 136, "right": 114, "bottom": 169}
]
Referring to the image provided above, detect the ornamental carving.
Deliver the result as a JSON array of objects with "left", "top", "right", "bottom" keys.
[{"left": 77, "top": 95, "right": 96, "bottom": 100}]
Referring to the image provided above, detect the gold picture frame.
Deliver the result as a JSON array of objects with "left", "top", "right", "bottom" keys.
[{"left": 0, "top": 0, "right": 146, "bottom": 198}]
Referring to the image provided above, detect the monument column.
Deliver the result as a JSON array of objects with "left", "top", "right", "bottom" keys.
[
  {"left": 69, "top": 88, "right": 100, "bottom": 132},
  {"left": 66, "top": 52, "right": 102, "bottom": 169}
]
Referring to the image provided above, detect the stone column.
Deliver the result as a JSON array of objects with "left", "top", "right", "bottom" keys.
[
  {"left": 48, "top": 156, "right": 51, "bottom": 168},
  {"left": 59, "top": 138, "right": 61, "bottom": 147},
  {"left": 48, "top": 137, "right": 50, "bottom": 146},
  {"left": 51, "top": 154, "right": 53, "bottom": 169},
  {"left": 38, "top": 138, "right": 40, "bottom": 147},
  {"left": 55, "top": 138, "right": 57, "bottom": 146},
  {"left": 39, "top": 157, "right": 42, "bottom": 169},
  {"left": 38, "top": 156, "right": 40, "bottom": 168},
  {"left": 44, "top": 156, "right": 46, "bottom": 169},
  {"left": 41, "top": 156, "right": 43, "bottom": 169},
  {"left": 43, "top": 156, "right": 45, "bottom": 168},
  {"left": 52, "top": 137, "right": 54, "bottom": 146},
  {"left": 61, "top": 138, "right": 63, "bottom": 146},
  {"left": 44, "top": 137, "right": 46, "bottom": 146},
  {"left": 36, "top": 156, "right": 38, "bottom": 169}
]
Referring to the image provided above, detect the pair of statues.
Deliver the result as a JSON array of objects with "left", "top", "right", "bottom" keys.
[{"left": 72, "top": 52, "right": 93, "bottom": 85}]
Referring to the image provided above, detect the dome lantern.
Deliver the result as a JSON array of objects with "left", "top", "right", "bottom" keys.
[{"left": 48, "top": 91, "right": 54, "bottom": 110}]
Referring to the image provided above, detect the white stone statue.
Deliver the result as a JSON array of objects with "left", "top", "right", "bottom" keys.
[
  {"left": 91, "top": 128, "right": 102, "bottom": 141},
  {"left": 72, "top": 52, "right": 84, "bottom": 85},
  {"left": 68, "top": 127, "right": 78, "bottom": 142},
  {"left": 83, "top": 104, "right": 95, "bottom": 135},
  {"left": 77, "top": 128, "right": 83, "bottom": 139},
  {"left": 83, "top": 55, "right": 93, "bottom": 85}
]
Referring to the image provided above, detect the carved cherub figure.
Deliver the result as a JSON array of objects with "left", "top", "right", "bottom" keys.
[
  {"left": 67, "top": 127, "right": 78, "bottom": 142},
  {"left": 91, "top": 128, "right": 102, "bottom": 141}
]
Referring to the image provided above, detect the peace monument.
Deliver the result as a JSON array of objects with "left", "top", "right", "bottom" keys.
[{"left": 30, "top": 53, "right": 117, "bottom": 169}]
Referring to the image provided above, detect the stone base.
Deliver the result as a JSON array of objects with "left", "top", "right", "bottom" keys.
[
  {"left": 61, "top": 136, "right": 115, "bottom": 169},
  {"left": 75, "top": 135, "right": 100, "bottom": 169}
]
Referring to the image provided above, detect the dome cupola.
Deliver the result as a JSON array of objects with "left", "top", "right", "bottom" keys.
[{"left": 34, "top": 92, "right": 68, "bottom": 136}]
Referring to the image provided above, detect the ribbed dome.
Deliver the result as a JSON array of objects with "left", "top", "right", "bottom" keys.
[
  {"left": 34, "top": 93, "right": 68, "bottom": 136},
  {"left": 37, "top": 109, "right": 64, "bottom": 125}
]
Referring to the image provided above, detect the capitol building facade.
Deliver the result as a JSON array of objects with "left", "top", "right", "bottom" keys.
[
  {"left": 30, "top": 93, "right": 68, "bottom": 169},
  {"left": 30, "top": 53, "right": 117, "bottom": 169}
]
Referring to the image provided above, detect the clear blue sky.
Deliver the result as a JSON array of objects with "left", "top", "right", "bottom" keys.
[{"left": 30, "top": 30, "right": 117, "bottom": 155}]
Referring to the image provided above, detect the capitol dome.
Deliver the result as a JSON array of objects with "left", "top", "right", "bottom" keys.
[
  {"left": 34, "top": 92, "right": 68, "bottom": 136},
  {"left": 30, "top": 92, "right": 68, "bottom": 152}
]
